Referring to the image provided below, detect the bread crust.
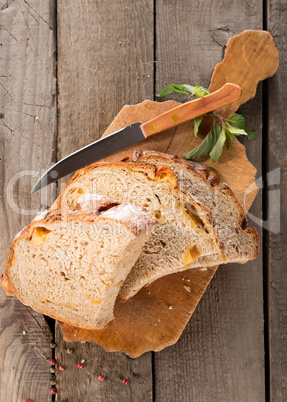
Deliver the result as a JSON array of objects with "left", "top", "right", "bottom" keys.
[
  {"left": 64, "top": 162, "right": 169, "bottom": 190},
  {"left": 241, "top": 226, "right": 260, "bottom": 260},
  {"left": 122, "top": 150, "right": 252, "bottom": 230},
  {"left": 57, "top": 162, "right": 175, "bottom": 211},
  {"left": 122, "top": 149, "right": 221, "bottom": 187},
  {"left": 57, "top": 161, "right": 219, "bottom": 236}
]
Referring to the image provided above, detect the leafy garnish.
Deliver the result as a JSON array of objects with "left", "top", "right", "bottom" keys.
[
  {"left": 156, "top": 84, "right": 195, "bottom": 97},
  {"left": 227, "top": 113, "right": 247, "bottom": 129},
  {"left": 247, "top": 131, "right": 258, "bottom": 140},
  {"left": 225, "top": 123, "right": 248, "bottom": 136},
  {"left": 226, "top": 130, "right": 234, "bottom": 151},
  {"left": 192, "top": 84, "right": 210, "bottom": 97},
  {"left": 156, "top": 83, "right": 209, "bottom": 98},
  {"left": 194, "top": 115, "right": 203, "bottom": 137},
  {"left": 183, "top": 123, "right": 220, "bottom": 159},
  {"left": 157, "top": 84, "right": 258, "bottom": 163},
  {"left": 209, "top": 125, "right": 226, "bottom": 163}
]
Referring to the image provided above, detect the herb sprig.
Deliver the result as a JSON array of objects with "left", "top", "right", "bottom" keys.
[{"left": 156, "top": 83, "right": 257, "bottom": 163}]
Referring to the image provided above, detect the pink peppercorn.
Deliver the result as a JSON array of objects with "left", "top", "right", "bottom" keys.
[
  {"left": 25, "top": 400, "right": 31, "bottom": 402},
  {"left": 77, "top": 363, "right": 84, "bottom": 369},
  {"left": 122, "top": 379, "right": 128, "bottom": 385},
  {"left": 49, "top": 358, "right": 56, "bottom": 366},
  {"left": 98, "top": 375, "right": 105, "bottom": 382},
  {"left": 59, "top": 364, "right": 65, "bottom": 371},
  {"left": 50, "top": 387, "right": 57, "bottom": 395},
  {"left": 99, "top": 366, "right": 103, "bottom": 369}
]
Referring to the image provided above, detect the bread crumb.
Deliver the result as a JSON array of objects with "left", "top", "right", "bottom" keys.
[
  {"left": 182, "top": 277, "right": 185, "bottom": 281},
  {"left": 184, "top": 286, "right": 191, "bottom": 293},
  {"left": 148, "top": 292, "right": 151, "bottom": 295},
  {"left": 81, "top": 341, "right": 86, "bottom": 344},
  {"left": 186, "top": 279, "right": 190, "bottom": 282},
  {"left": 154, "top": 323, "right": 157, "bottom": 326},
  {"left": 74, "top": 333, "right": 76, "bottom": 336},
  {"left": 200, "top": 267, "right": 208, "bottom": 271},
  {"left": 169, "top": 306, "right": 173, "bottom": 310},
  {"left": 81, "top": 359, "right": 85, "bottom": 364},
  {"left": 22, "top": 331, "right": 26, "bottom": 335}
]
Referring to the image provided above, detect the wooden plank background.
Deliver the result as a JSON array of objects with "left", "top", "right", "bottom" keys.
[
  {"left": 154, "top": 2, "right": 265, "bottom": 401},
  {"left": 55, "top": 0, "right": 154, "bottom": 401},
  {"left": 267, "top": 1, "right": 287, "bottom": 400},
  {"left": 1, "top": 0, "right": 286, "bottom": 401},
  {"left": 0, "top": 0, "right": 56, "bottom": 401}
]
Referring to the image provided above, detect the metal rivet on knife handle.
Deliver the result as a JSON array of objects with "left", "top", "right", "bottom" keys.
[{"left": 140, "top": 83, "right": 242, "bottom": 138}]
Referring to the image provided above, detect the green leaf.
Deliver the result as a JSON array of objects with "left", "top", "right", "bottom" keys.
[
  {"left": 226, "top": 122, "right": 248, "bottom": 136},
  {"left": 156, "top": 84, "right": 195, "bottom": 97},
  {"left": 247, "top": 130, "right": 258, "bottom": 140},
  {"left": 227, "top": 113, "right": 247, "bottom": 130},
  {"left": 183, "top": 123, "right": 220, "bottom": 160},
  {"left": 227, "top": 114, "right": 257, "bottom": 141},
  {"left": 192, "top": 85, "right": 210, "bottom": 98},
  {"left": 182, "top": 84, "right": 196, "bottom": 94},
  {"left": 194, "top": 115, "right": 203, "bottom": 137},
  {"left": 210, "top": 125, "right": 226, "bottom": 162},
  {"left": 156, "top": 83, "right": 209, "bottom": 98},
  {"left": 226, "top": 131, "right": 234, "bottom": 151}
]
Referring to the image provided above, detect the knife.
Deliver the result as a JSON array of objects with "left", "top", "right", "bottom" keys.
[{"left": 32, "top": 83, "right": 241, "bottom": 193}]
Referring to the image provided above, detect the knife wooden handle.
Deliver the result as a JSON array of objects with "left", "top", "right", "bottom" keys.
[{"left": 140, "top": 83, "right": 242, "bottom": 138}]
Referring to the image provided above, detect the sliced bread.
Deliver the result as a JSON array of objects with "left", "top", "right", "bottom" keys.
[
  {"left": 0, "top": 197, "right": 157, "bottom": 329},
  {"left": 57, "top": 162, "right": 221, "bottom": 299},
  {"left": 122, "top": 150, "right": 260, "bottom": 270}
]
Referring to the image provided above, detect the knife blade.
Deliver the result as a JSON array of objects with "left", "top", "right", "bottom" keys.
[{"left": 32, "top": 83, "right": 241, "bottom": 193}]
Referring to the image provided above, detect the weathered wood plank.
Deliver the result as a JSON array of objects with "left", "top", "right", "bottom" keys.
[
  {"left": 0, "top": 0, "right": 56, "bottom": 400},
  {"left": 55, "top": 0, "right": 154, "bottom": 400},
  {"left": 55, "top": 339, "right": 152, "bottom": 402},
  {"left": 57, "top": 0, "right": 154, "bottom": 163},
  {"left": 267, "top": 2, "right": 287, "bottom": 400},
  {"left": 154, "top": 2, "right": 265, "bottom": 401}
]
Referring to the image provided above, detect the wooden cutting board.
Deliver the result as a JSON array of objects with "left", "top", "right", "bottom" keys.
[{"left": 60, "top": 30, "right": 279, "bottom": 358}]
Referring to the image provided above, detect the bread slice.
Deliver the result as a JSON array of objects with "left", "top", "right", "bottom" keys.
[
  {"left": 57, "top": 162, "right": 221, "bottom": 299},
  {"left": 122, "top": 150, "right": 259, "bottom": 269},
  {"left": 0, "top": 197, "right": 157, "bottom": 329}
]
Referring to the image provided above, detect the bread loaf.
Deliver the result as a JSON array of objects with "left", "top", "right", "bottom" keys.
[
  {"left": 57, "top": 162, "right": 221, "bottom": 299},
  {"left": 122, "top": 150, "right": 259, "bottom": 269},
  {"left": 0, "top": 198, "right": 157, "bottom": 329}
]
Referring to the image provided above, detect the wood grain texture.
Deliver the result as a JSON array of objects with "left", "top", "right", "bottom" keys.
[
  {"left": 0, "top": 0, "right": 56, "bottom": 400},
  {"left": 209, "top": 30, "right": 279, "bottom": 117},
  {"left": 57, "top": 0, "right": 154, "bottom": 189},
  {"left": 55, "top": 0, "right": 154, "bottom": 400},
  {"left": 154, "top": 2, "right": 266, "bottom": 401},
  {"left": 267, "top": 2, "right": 287, "bottom": 400},
  {"left": 55, "top": 337, "right": 152, "bottom": 402}
]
